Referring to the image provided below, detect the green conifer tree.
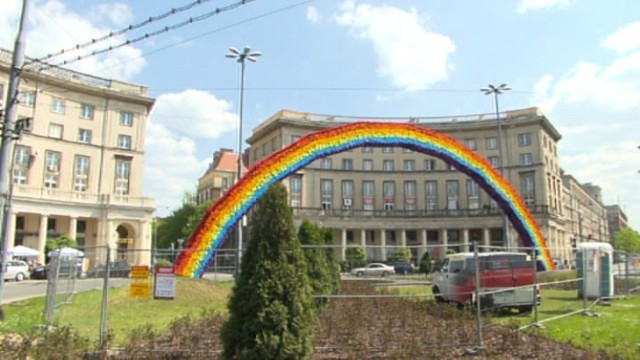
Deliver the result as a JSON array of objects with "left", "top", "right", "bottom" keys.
[
  {"left": 221, "top": 183, "right": 316, "bottom": 359},
  {"left": 298, "top": 220, "right": 332, "bottom": 311}
]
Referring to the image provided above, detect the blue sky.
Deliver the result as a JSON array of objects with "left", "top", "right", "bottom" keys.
[{"left": 2, "top": 0, "right": 640, "bottom": 231}]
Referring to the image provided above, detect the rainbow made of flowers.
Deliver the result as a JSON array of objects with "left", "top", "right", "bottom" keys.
[{"left": 175, "top": 122, "right": 554, "bottom": 277}]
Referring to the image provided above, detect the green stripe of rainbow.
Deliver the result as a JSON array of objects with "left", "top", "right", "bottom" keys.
[{"left": 175, "top": 122, "right": 554, "bottom": 277}]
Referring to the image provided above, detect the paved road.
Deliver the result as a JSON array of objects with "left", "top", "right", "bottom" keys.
[{"left": 1, "top": 277, "right": 131, "bottom": 305}]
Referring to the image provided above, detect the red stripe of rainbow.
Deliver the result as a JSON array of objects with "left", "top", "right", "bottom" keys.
[{"left": 175, "top": 122, "right": 553, "bottom": 277}]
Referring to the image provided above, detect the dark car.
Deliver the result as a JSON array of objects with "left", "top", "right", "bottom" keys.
[
  {"left": 86, "top": 261, "right": 131, "bottom": 278},
  {"left": 30, "top": 259, "right": 86, "bottom": 280},
  {"left": 391, "top": 262, "right": 415, "bottom": 275}
]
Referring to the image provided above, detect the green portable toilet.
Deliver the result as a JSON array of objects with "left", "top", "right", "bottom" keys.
[{"left": 577, "top": 242, "right": 614, "bottom": 299}]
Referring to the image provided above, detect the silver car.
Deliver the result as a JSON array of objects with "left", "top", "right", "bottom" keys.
[
  {"left": 4, "top": 260, "right": 30, "bottom": 281},
  {"left": 350, "top": 263, "right": 395, "bottom": 277}
]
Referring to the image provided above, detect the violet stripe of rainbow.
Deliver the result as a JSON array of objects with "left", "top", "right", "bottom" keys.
[{"left": 175, "top": 122, "right": 553, "bottom": 278}]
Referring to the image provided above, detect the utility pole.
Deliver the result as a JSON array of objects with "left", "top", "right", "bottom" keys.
[{"left": 0, "top": 0, "right": 30, "bottom": 320}]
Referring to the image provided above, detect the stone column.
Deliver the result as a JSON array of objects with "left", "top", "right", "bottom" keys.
[
  {"left": 483, "top": 227, "right": 490, "bottom": 250},
  {"left": 340, "top": 228, "right": 347, "bottom": 261},
  {"left": 439, "top": 228, "right": 448, "bottom": 261},
  {"left": 7, "top": 212, "right": 16, "bottom": 248},
  {"left": 419, "top": 229, "right": 428, "bottom": 261},
  {"left": 68, "top": 217, "right": 77, "bottom": 243},
  {"left": 380, "top": 229, "right": 387, "bottom": 261},
  {"left": 37, "top": 214, "right": 48, "bottom": 264},
  {"left": 462, "top": 228, "right": 470, "bottom": 252}
]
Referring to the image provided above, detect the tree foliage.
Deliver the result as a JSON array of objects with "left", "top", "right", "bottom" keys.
[
  {"left": 391, "top": 247, "right": 412, "bottom": 262},
  {"left": 419, "top": 251, "right": 433, "bottom": 275},
  {"left": 613, "top": 227, "right": 640, "bottom": 254},
  {"left": 221, "top": 183, "right": 316, "bottom": 359},
  {"left": 345, "top": 247, "right": 366, "bottom": 269},
  {"left": 322, "top": 228, "right": 341, "bottom": 296},
  {"left": 45, "top": 236, "right": 78, "bottom": 256}
]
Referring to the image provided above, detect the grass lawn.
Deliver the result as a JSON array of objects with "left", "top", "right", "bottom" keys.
[{"left": 0, "top": 277, "right": 233, "bottom": 345}]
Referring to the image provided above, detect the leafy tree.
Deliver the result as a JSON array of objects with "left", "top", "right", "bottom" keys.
[
  {"left": 419, "top": 251, "right": 433, "bottom": 275},
  {"left": 392, "top": 247, "right": 412, "bottom": 263},
  {"left": 345, "top": 247, "right": 366, "bottom": 269},
  {"left": 45, "top": 236, "right": 78, "bottom": 255},
  {"left": 613, "top": 227, "right": 640, "bottom": 254},
  {"left": 156, "top": 201, "right": 196, "bottom": 250},
  {"left": 221, "top": 183, "right": 315, "bottom": 359}
]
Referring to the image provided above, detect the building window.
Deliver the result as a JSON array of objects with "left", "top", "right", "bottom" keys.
[
  {"left": 48, "top": 123, "right": 63, "bottom": 139},
  {"left": 446, "top": 180, "right": 459, "bottom": 212},
  {"left": 362, "top": 146, "right": 373, "bottom": 153},
  {"left": 425, "top": 159, "right": 436, "bottom": 171},
  {"left": 425, "top": 180, "right": 438, "bottom": 211},
  {"left": 80, "top": 104, "right": 95, "bottom": 119},
  {"left": 342, "top": 180, "right": 354, "bottom": 208},
  {"left": 73, "top": 155, "right": 90, "bottom": 192},
  {"left": 383, "top": 159, "right": 394, "bottom": 171},
  {"left": 383, "top": 146, "right": 393, "bottom": 153},
  {"left": 486, "top": 137, "right": 497, "bottom": 150},
  {"left": 467, "top": 180, "right": 480, "bottom": 210},
  {"left": 261, "top": 143, "right": 267, "bottom": 156},
  {"left": 321, "top": 157, "right": 332, "bottom": 170},
  {"left": 404, "top": 181, "right": 416, "bottom": 211},
  {"left": 115, "top": 157, "right": 131, "bottom": 195},
  {"left": 320, "top": 179, "right": 333, "bottom": 211},
  {"left": 520, "top": 153, "right": 533, "bottom": 165},
  {"left": 521, "top": 172, "right": 535, "bottom": 207},
  {"left": 518, "top": 133, "right": 532, "bottom": 147},
  {"left": 78, "top": 129, "right": 92, "bottom": 144},
  {"left": 362, "top": 180, "right": 374, "bottom": 213},
  {"left": 120, "top": 111, "right": 133, "bottom": 126},
  {"left": 488, "top": 156, "right": 500, "bottom": 168},
  {"left": 47, "top": 218, "right": 57, "bottom": 232},
  {"left": 464, "top": 138, "right": 477, "bottom": 150},
  {"left": 13, "top": 145, "right": 30, "bottom": 185},
  {"left": 117, "top": 135, "right": 132, "bottom": 150},
  {"left": 383, "top": 181, "right": 395, "bottom": 210},
  {"left": 403, "top": 159, "right": 415, "bottom": 171},
  {"left": 271, "top": 138, "right": 277, "bottom": 152},
  {"left": 291, "top": 135, "right": 301, "bottom": 144},
  {"left": 363, "top": 159, "right": 373, "bottom": 171},
  {"left": 51, "top": 97, "right": 65, "bottom": 114},
  {"left": 448, "top": 163, "right": 457, "bottom": 171},
  {"left": 290, "top": 174, "right": 302, "bottom": 208},
  {"left": 77, "top": 220, "right": 87, "bottom": 233},
  {"left": 44, "top": 151, "right": 61, "bottom": 188},
  {"left": 342, "top": 158, "right": 353, "bottom": 170},
  {"left": 18, "top": 91, "right": 35, "bottom": 107}
]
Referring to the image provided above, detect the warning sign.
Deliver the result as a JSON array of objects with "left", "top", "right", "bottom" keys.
[
  {"left": 154, "top": 266, "right": 176, "bottom": 300},
  {"left": 130, "top": 265, "right": 150, "bottom": 279},
  {"left": 129, "top": 282, "right": 150, "bottom": 298}
]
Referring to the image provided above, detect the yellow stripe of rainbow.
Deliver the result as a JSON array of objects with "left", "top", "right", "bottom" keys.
[{"left": 175, "top": 122, "right": 554, "bottom": 277}]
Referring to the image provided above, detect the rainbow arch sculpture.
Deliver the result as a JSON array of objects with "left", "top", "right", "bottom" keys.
[{"left": 175, "top": 122, "right": 554, "bottom": 277}]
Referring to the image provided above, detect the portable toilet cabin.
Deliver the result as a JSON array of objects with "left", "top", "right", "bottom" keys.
[{"left": 576, "top": 242, "right": 614, "bottom": 299}]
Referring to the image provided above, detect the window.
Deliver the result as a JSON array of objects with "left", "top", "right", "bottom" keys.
[
  {"left": 383, "top": 181, "right": 395, "bottom": 210},
  {"left": 520, "top": 153, "right": 533, "bottom": 165},
  {"left": 51, "top": 98, "right": 65, "bottom": 113},
  {"left": 488, "top": 156, "right": 500, "bottom": 168},
  {"left": 425, "top": 180, "right": 438, "bottom": 211},
  {"left": 383, "top": 160, "right": 394, "bottom": 171},
  {"left": 290, "top": 174, "right": 302, "bottom": 208},
  {"left": 486, "top": 137, "right": 497, "bottom": 150},
  {"left": 425, "top": 159, "right": 436, "bottom": 171},
  {"left": 320, "top": 157, "right": 332, "bottom": 170},
  {"left": 446, "top": 180, "right": 459, "bottom": 212},
  {"left": 342, "top": 158, "right": 353, "bottom": 170},
  {"left": 48, "top": 123, "right": 63, "bottom": 139},
  {"left": 362, "top": 146, "right": 373, "bottom": 153},
  {"left": 117, "top": 135, "right": 132, "bottom": 150},
  {"left": 18, "top": 91, "right": 35, "bottom": 107},
  {"left": 362, "top": 181, "right": 374, "bottom": 213},
  {"left": 320, "top": 179, "right": 333, "bottom": 211},
  {"left": 464, "top": 138, "right": 477, "bottom": 150},
  {"left": 467, "top": 180, "right": 480, "bottom": 210},
  {"left": 271, "top": 138, "right": 277, "bottom": 152},
  {"left": 120, "top": 111, "right": 133, "bottom": 126},
  {"left": 44, "top": 151, "right": 61, "bottom": 188},
  {"left": 403, "top": 159, "right": 415, "bottom": 171},
  {"left": 13, "top": 145, "right": 30, "bottom": 185},
  {"left": 518, "top": 133, "right": 531, "bottom": 146},
  {"left": 342, "top": 180, "right": 354, "bottom": 208},
  {"left": 261, "top": 143, "right": 267, "bottom": 156},
  {"left": 47, "top": 218, "right": 57, "bottom": 232},
  {"left": 363, "top": 159, "right": 373, "bottom": 171},
  {"left": 80, "top": 104, "right": 95, "bottom": 119},
  {"left": 78, "top": 129, "right": 92, "bottom": 144},
  {"left": 383, "top": 146, "right": 393, "bottom": 153},
  {"left": 448, "top": 163, "right": 457, "bottom": 171},
  {"left": 403, "top": 148, "right": 414, "bottom": 153},
  {"left": 73, "top": 155, "right": 90, "bottom": 192},
  {"left": 404, "top": 181, "right": 416, "bottom": 211},
  {"left": 115, "top": 157, "right": 131, "bottom": 195},
  {"left": 521, "top": 173, "right": 535, "bottom": 207}
]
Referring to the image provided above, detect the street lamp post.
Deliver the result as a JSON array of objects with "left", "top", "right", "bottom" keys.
[
  {"left": 225, "top": 46, "right": 261, "bottom": 276},
  {"left": 481, "top": 83, "right": 511, "bottom": 250}
]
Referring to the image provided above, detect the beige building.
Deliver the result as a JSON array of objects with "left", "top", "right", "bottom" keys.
[
  {"left": 0, "top": 49, "right": 155, "bottom": 266},
  {"left": 197, "top": 148, "right": 246, "bottom": 205},
  {"left": 235, "top": 107, "right": 608, "bottom": 265}
]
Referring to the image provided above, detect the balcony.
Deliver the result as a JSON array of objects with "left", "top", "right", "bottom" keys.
[
  {"left": 291, "top": 205, "right": 552, "bottom": 219},
  {"left": 13, "top": 185, "right": 154, "bottom": 208}
]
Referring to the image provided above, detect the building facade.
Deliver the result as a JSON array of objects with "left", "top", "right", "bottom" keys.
[
  {"left": 238, "top": 107, "right": 608, "bottom": 265},
  {"left": 197, "top": 148, "right": 246, "bottom": 205},
  {"left": 0, "top": 49, "right": 155, "bottom": 266}
]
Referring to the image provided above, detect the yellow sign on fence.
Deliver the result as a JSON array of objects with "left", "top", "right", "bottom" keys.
[
  {"left": 130, "top": 265, "right": 150, "bottom": 279},
  {"left": 129, "top": 282, "right": 150, "bottom": 298}
]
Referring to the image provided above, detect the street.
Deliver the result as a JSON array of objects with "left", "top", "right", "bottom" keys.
[{"left": 1, "top": 277, "right": 130, "bottom": 305}]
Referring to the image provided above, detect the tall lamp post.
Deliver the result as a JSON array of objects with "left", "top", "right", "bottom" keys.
[
  {"left": 225, "top": 46, "right": 261, "bottom": 276},
  {"left": 481, "top": 83, "right": 511, "bottom": 250}
]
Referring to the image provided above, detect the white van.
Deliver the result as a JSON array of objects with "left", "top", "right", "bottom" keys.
[{"left": 4, "top": 260, "right": 30, "bottom": 281}]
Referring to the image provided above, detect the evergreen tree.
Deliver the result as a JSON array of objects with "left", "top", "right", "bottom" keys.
[
  {"left": 419, "top": 251, "right": 433, "bottom": 275},
  {"left": 298, "top": 220, "right": 333, "bottom": 311},
  {"left": 221, "top": 183, "right": 316, "bottom": 359},
  {"left": 323, "top": 228, "right": 341, "bottom": 296}
]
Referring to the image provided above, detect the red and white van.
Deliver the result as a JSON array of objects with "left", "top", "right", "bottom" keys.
[{"left": 431, "top": 252, "right": 540, "bottom": 312}]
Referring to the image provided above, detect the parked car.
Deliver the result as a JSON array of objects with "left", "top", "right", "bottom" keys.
[
  {"left": 4, "top": 260, "right": 30, "bottom": 281},
  {"left": 390, "top": 261, "right": 416, "bottom": 275},
  {"left": 30, "top": 258, "right": 86, "bottom": 280},
  {"left": 350, "top": 263, "right": 395, "bottom": 277},
  {"left": 86, "top": 261, "right": 131, "bottom": 278}
]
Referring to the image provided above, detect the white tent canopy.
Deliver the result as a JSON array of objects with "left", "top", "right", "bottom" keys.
[
  {"left": 7, "top": 245, "right": 39, "bottom": 257},
  {"left": 48, "top": 247, "right": 84, "bottom": 257}
]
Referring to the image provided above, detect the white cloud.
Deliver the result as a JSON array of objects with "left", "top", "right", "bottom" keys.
[
  {"left": 334, "top": 1, "right": 455, "bottom": 91},
  {"left": 603, "top": 21, "right": 640, "bottom": 53},
  {"left": 0, "top": 0, "right": 145, "bottom": 80},
  {"left": 517, "top": 0, "right": 575, "bottom": 13},
  {"left": 150, "top": 90, "right": 238, "bottom": 140},
  {"left": 307, "top": 6, "right": 320, "bottom": 23}
]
